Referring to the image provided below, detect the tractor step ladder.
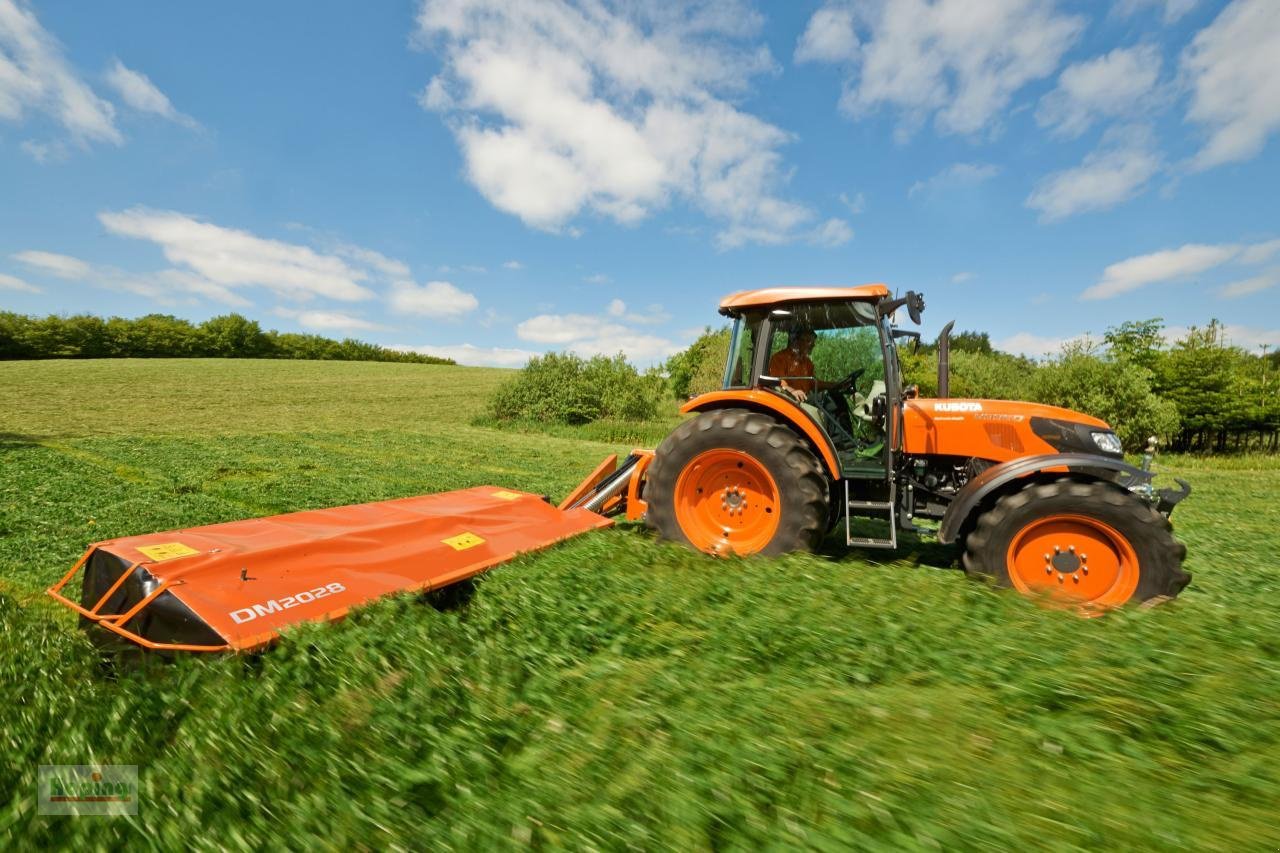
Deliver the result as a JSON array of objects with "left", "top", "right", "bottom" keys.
[{"left": 844, "top": 479, "right": 898, "bottom": 550}]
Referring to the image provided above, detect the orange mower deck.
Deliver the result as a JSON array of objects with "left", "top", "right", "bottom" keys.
[{"left": 49, "top": 485, "right": 614, "bottom": 652}]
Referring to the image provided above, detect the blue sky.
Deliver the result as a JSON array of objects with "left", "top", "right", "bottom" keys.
[{"left": 1, "top": 0, "right": 1278, "bottom": 366}]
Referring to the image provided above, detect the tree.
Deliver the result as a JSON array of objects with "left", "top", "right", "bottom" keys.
[
  {"left": 199, "top": 314, "right": 268, "bottom": 357},
  {"left": 664, "top": 327, "right": 730, "bottom": 398},
  {"left": 1028, "top": 340, "right": 1178, "bottom": 450},
  {"left": 1104, "top": 318, "right": 1165, "bottom": 373},
  {"left": 950, "top": 330, "right": 993, "bottom": 355},
  {"left": 1155, "top": 321, "right": 1251, "bottom": 451}
]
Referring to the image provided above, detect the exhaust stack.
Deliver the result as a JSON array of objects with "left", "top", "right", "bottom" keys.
[{"left": 937, "top": 320, "right": 955, "bottom": 398}]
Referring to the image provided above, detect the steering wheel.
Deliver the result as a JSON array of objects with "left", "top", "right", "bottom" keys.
[{"left": 834, "top": 367, "right": 865, "bottom": 393}]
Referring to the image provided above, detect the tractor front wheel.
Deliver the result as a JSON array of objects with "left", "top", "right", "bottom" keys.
[
  {"left": 962, "top": 479, "right": 1190, "bottom": 607},
  {"left": 646, "top": 409, "right": 829, "bottom": 556}
]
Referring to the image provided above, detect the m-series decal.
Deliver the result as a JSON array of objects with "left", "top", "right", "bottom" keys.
[
  {"left": 230, "top": 582, "right": 347, "bottom": 624},
  {"left": 933, "top": 401, "right": 983, "bottom": 413}
]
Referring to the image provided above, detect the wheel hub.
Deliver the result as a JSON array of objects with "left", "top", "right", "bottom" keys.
[
  {"left": 1007, "top": 514, "right": 1138, "bottom": 606},
  {"left": 673, "top": 449, "right": 780, "bottom": 556}
]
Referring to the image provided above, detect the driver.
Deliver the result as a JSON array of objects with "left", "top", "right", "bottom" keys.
[
  {"left": 769, "top": 327, "right": 863, "bottom": 453},
  {"left": 769, "top": 328, "right": 840, "bottom": 402}
]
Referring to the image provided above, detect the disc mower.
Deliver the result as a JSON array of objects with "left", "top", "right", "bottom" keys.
[{"left": 49, "top": 284, "right": 1191, "bottom": 652}]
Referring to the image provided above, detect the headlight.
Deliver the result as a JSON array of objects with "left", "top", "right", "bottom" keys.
[{"left": 1091, "top": 431, "right": 1123, "bottom": 455}]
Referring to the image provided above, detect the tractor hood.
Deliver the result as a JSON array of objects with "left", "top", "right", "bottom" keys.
[{"left": 902, "top": 398, "right": 1120, "bottom": 462}]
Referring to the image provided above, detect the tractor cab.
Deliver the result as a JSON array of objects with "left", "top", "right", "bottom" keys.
[{"left": 716, "top": 284, "right": 913, "bottom": 476}]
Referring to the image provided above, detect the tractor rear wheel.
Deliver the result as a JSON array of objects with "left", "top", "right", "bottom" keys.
[
  {"left": 962, "top": 479, "right": 1190, "bottom": 607},
  {"left": 646, "top": 409, "right": 829, "bottom": 556}
]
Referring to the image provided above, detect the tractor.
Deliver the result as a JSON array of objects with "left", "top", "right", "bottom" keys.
[
  {"left": 639, "top": 284, "right": 1191, "bottom": 607},
  {"left": 49, "top": 284, "right": 1192, "bottom": 653}
]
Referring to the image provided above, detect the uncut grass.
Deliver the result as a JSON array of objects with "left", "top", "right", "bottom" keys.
[{"left": 2, "top": 360, "right": 1280, "bottom": 848}]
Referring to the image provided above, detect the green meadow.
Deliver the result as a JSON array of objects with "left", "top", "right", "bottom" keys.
[{"left": 2, "top": 359, "right": 1278, "bottom": 849}]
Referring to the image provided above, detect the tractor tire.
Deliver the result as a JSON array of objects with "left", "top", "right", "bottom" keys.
[
  {"left": 646, "top": 408, "right": 829, "bottom": 556},
  {"left": 962, "top": 479, "right": 1190, "bottom": 607}
]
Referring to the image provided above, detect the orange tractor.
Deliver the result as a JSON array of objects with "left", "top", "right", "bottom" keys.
[{"left": 49, "top": 284, "right": 1191, "bottom": 652}]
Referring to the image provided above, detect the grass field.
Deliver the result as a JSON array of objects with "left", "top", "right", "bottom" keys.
[{"left": 2, "top": 359, "right": 1279, "bottom": 849}]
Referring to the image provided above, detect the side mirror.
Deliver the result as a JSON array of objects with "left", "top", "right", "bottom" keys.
[
  {"left": 904, "top": 384, "right": 919, "bottom": 400},
  {"left": 906, "top": 291, "right": 925, "bottom": 324},
  {"left": 757, "top": 374, "right": 782, "bottom": 388},
  {"left": 877, "top": 290, "right": 926, "bottom": 325}
]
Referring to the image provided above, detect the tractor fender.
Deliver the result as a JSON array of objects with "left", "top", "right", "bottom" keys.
[
  {"left": 680, "top": 390, "right": 842, "bottom": 479},
  {"left": 937, "top": 453, "right": 1155, "bottom": 545}
]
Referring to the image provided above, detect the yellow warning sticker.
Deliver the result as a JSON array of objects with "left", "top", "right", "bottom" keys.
[
  {"left": 137, "top": 542, "right": 199, "bottom": 562},
  {"left": 490, "top": 490, "right": 523, "bottom": 501},
  {"left": 442, "top": 532, "right": 486, "bottom": 551}
]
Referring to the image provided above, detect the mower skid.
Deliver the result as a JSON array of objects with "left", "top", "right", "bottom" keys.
[{"left": 47, "top": 486, "right": 612, "bottom": 653}]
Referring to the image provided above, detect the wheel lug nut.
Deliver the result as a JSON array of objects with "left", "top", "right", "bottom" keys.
[
  {"left": 1045, "top": 566, "right": 1052, "bottom": 575},
  {"left": 1068, "top": 545, "right": 1075, "bottom": 553},
  {"left": 1054, "top": 546, "right": 1061, "bottom": 553},
  {"left": 1057, "top": 573, "right": 1064, "bottom": 583},
  {"left": 1072, "top": 574, "right": 1080, "bottom": 583}
]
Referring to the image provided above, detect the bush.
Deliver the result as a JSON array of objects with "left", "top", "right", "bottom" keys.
[
  {"left": 665, "top": 327, "right": 731, "bottom": 398},
  {"left": 488, "top": 352, "right": 665, "bottom": 424},
  {"left": 1028, "top": 341, "right": 1179, "bottom": 450},
  {"left": 901, "top": 348, "right": 1034, "bottom": 400}
]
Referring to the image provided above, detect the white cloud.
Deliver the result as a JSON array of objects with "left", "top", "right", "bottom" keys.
[
  {"left": 1036, "top": 45, "right": 1163, "bottom": 139},
  {"left": 908, "top": 162, "right": 998, "bottom": 198},
  {"left": 1167, "top": 322, "right": 1280, "bottom": 350},
  {"left": 98, "top": 207, "right": 377, "bottom": 302},
  {"left": 568, "top": 330, "right": 682, "bottom": 362},
  {"left": 0, "top": 271, "right": 39, "bottom": 292},
  {"left": 839, "top": 191, "right": 866, "bottom": 214},
  {"left": 501, "top": 259, "right": 524, "bottom": 270},
  {"left": 417, "top": 0, "right": 819, "bottom": 247},
  {"left": 13, "top": 249, "right": 90, "bottom": 278},
  {"left": 274, "top": 308, "right": 386, "bottom": 332},
  {"left": 19, "top": 137, "right": 67, "bottom": 163},
  {"left": 0, "top": 0, "right": 120, "bottom": 144},
  {"left": 1183, "top": 0, "right": 1280, "bottom": 170},
  {"left": 602, "top": 299, "right": 670, "bottom": 325},
  {"left": 1215, "top": 324, "right": 1280, "bottom": 350},
  {"left": 1026, "top": 126, "right": 1162, "bottom": 221},
  {"left": 583, "top": 273, "right": 611, "bottom": 284},
  {"left": 331, "top": 244, "right": 411, "bottom": 278},
  {"left": 21, "top": 211, "right": 437, "bottom": 313},
  {"left": 392, "top": 342, "right": 538, "bottom": 367},
  {"left": 1083, "top": 242, "right": 1240, "bottom": 300},
  {"left": 516, "top": 312, "right": 605, "bottom": 345},
  {"left": 802, "top": 0, "right": 1082, "bottom": 137},
  {"left": 951, "top": 271, "right": 974, "bottom": 283},
  {"left": 995, "top": 331, "right": 1078, "bottom": 358},
  {"left": 515, "top": 301, "right": 680, "bottom": 362},
  {"left": 1219, "top": 271, "right": 1279, "bottom": 298},
  {"left": 1116, "top": 0, "right": 1198, "bottom": 24},
  {"left": 809, "top": 217, "right": 853, "bottom": 247},
  {"left": 103, "top": 58, "right": 197, "bottom": 128},
  {"left": 794, "top": 6, "right": 859, "bottom": 63},
  {"left": 388, "top": 279, "right": 478, "bottom": 318},
  {"left": 1239, "top": 239, "right": 1280, "bottom": 265},
  {"left": 16, "top": 249, "right": 250, "bottom": 307},
  {"left": 418, "top": 75, "right": 453, "bottom": 111}
]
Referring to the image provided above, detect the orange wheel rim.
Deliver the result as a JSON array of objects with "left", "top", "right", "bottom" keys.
[
  {"left": 1006, "top": 514, "right": 1139, "bottom": 608},
  {"left": 674, "top": 449, "right": 780, "bottom": 556}
]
